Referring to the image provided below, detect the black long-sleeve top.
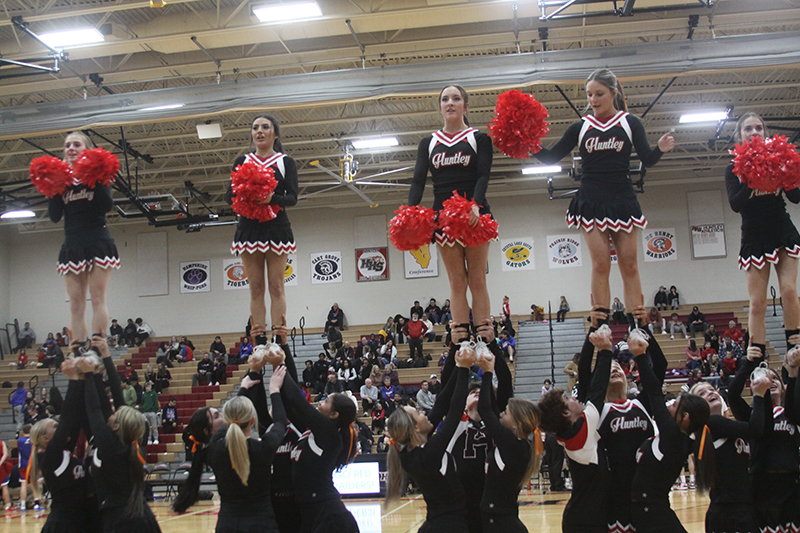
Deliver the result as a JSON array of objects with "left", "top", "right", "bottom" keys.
[
  {"left": 225, "top": 153, "right": 298, "bottom": 227},
  {"left": 534, "top": 113, "right": 663, "bottom": 179},
  {"left": 399, "top": 366, "right": 470, "bottom": 522},
  {"left": 48, "top": 183, "right": 114, "bottom": 235},
  {"left": 725, "top": 162, "right": 800, "bottom": 231},
  {"left": 630, "top": 353, "right": 691, "bottom": 503},
  {"left": 706, "top": 397, "right": 765, "bottom": 504},
  {"left": 477, "top": 371, "right": 531, "bottom": 515},
  {"left": 408, "top": 129, "right": 493, "bottom": 211},
  {"left": 41, "top": 380, "right": 89, "bottom": 528},
  {"left": 728, "top": 358, "right": 800, "bottom": 473},
  {"left": 206, "top": 392, "right": 286, "bottom": 511}
]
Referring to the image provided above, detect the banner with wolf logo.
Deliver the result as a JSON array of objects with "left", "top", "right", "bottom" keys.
[
  {"left": 501, "top": 238, "right": 535, "bottom": 271},
  {"left": 546, "top": 235, "right": 583, "bottom": 269},
  {"left": 642, "top": 228, "right": 677, "bottom": 262}
]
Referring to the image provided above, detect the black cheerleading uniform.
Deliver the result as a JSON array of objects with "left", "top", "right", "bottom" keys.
[
  {"left": 84, "top": 372, "right": 160, "bottom": 533},
  {"left": 476, "top": 371, "right": 531, "bottom": 533},
  {"left": 227, "top": 152, "right": 298, "bottom": 255},
  {"left": 556, "top": 345, "right": 612, "bottom": 533},
  {"left": 408, "top": 128, "right": 494, "bottom": 246},
  {"left": 728, "top": 358, "right": 800, "bottom": 533},
  {"left": 725, "top": 162, "right": 800, "bottom": 270},
  {"left": 629, "top": 352, "right": 692, "bottom": 533},
  {"left": 399, "top": 366, "right": 471, "bottom": 533},
  {"left": 704, "top": 400, "right": 765, "bottom": 533},
  {"left": 49, "top": 182, "right": 120, "bottom": 275},
  {"left": 534, "top": 110, "right": 664, "bottom": 232},
  {"left": 279, "top": 374, "right": 358, "bottom": 533},
  {"left": 206, "top": 390, "right": 286, "bottom": 533},
  {"left": 40, "top": 380, "right": 92, "bottom": 533}
]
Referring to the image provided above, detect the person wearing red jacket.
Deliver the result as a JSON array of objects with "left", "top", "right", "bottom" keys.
[{"left": 403, "top": 313, "right": 429, "bottom": 362}]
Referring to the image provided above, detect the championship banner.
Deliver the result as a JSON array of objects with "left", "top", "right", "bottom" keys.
[
  {"left": 404, "top": 244, "right": 438, "bottom": 279},
  {"left": 356, "top": 247, "right": 389, "bottom": 282},
  {"left": 310, "top": 251, "right": 343, "bottom": 284},
  {"left": 643, "top": 228, "right": 678, "bottom": 262},
  {"left": 284, "top": 254, "right": 298, "bottom": 286},
  {"left": 691, "top": 224, "right": 727, "bottom": 259},
  {"left": 223, "top": 258, "right": 248, "bottom": 290},
  {"left": 546, "top": 234, "right": 582, "bottom": 269},
  {"left": 500, "top": 238, "right": 534, "bottom": 271},
  {"left": 180, "top": 261, "right": 211, "bottom": 293}
]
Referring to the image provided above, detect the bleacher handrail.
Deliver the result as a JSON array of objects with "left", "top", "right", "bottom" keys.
[
  {"left": 29, "top": 375, "right": 38, "bottom": 391},
  {"left": 290, "top": 327, "right": 297, "bottom": 356},
  {"left": 547, "top": 302, "right": 555, "bottom": 383},
  {"left": 299, "top": 316, "right": 306, "bottom": 346},
  {"left": 49, "top": 365, "right": 59, "bottom": 386},
  {"left": 7, "top": 391, "right": 14, "bottom": 424},
  {"left": 770, "top": 285, "right": 782, "bottom": 317}
]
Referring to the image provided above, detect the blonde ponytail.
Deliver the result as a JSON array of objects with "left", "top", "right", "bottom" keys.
[
  {"left": 29, "top": 419, "right": 57, "bottom": 501},
  {"left": 223, "top": 397, "right": 257, "bottom": 486}
]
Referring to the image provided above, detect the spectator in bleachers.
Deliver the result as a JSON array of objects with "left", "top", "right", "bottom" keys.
[
  {"left": 357, "top": 421, "right": 374, "bottom": 455},
  {"left": 704, "top": 353, "right": 721, "bottom": 387},
  {"left": 323, "top": 302, "right": 344, "bottom": 335},
  {"left": 192, "top": 352, "right": 213, "bottom": 387},
  {"left": 379, "top": 340, "right": 398, "bottom": 366},
  {"left": 701, "top": 341, "right": 717, "bottom": 361},
  {"left": 161, "top": 397, "right": 178, "bottom": 433},
  {"left": 667, "top": 312, "right": 690, "bottom": 340},
  {"left": 498, "top": 330, "right": 516, "bottom": 362},
  {"left": 502, "top": 295, "right": 511, "bottom": 319},
  {"left": 42, "top": 332, "right": 55, "bottom": 348},
  {"left": 176, "top": 341, "right": 194, "bottom": 363},
  {"left": 360, "top": 378, "right": 379, "bottom": 417},
  {"left": 394, "top": 317, "right": 406, "bottom": 344},
  {"left": 371, "top": 401, "right": 386, "bottom": 433},
  {"left": 323, "top": 373, "right": 344, "bottom": 398},
  {"left": 123, "top": 319, "right": 137, "bottom": 347},
  {"left": 337, "top": 360, "right": 357, "bottom": 393},
  {"left": 410, "top": 300, "right": 424, "bottom": 320},
  {"left": 181, "top": 336, "right": 196, "bottom": 351},
  {"left": 557, "top": 296, "right": 570, "bottom": 322},
  {"left": 11, "top": 382, "right": 27, "bottom": 434},
  {"left": 209, "top": 336, "right": 226, "bottom": 360},
  {"left": 313, "top": 354, "right": 330, "bottom": 393},
  {"left": 36, "top": 389, "right": 48, "bottom": 416},
  {"left": 717, "top": 368, "right": 733, "bottom": 400},
  {"left": 720, "top": 333, "right": 743, "bottom": 361},
  {"left": 210, "top": 355, "right": 227, "bottom": 386},
  {"left": 156, "top": 362, "right": 172, "bottom": 393},
  {"left": 440, "top": 299, "right": 453, "bottom": 324},
  {"left": 341, "top": 341, "right": 354, "bottom": 361},
  {"left": 704, "top": 323, "right": 720, "bottom": 352},
  {"left": 14, "top": 322, "right": 36, "bottom": 353},
  {"left": 384, "top": 364, "right": 400, "bottom": 387},
  {"left": 380, "top": 376, "right": 397, "bottom": 401},
  {"left": 42, "top": 341, "right": 64, "bottom": 368},
  {"left": 685, "top": 339, "right": 703, "bottom": 370},
  {"left": 541, "top": 379, "right": 554, "bottom": 397},
  {"left": 404, "top": 313, "right": 428, "bottom": 362},
  {"left": 141, "top": 381, "right": 160, "bottom": 444},
  {"left": 654, "top": 286, "right": 669, "bottom": 310},
  {"left": 238, "top": 336, "right": 253, "bottom": 363},
  {"left": 168, "top": 335, "right": 181, "bottom": 358},
  {"left": 378, "top": 318, "right": 395, "bottom": 344},
  {"left": 416, "top": 380, "right": 435, "bottom": 415},
  {"left": 563, "top": 353, "right": 580, "bottom": 393},
  {"left": 611, "top": 297, "right": 626, "bottom": 324},
  {"left": 669, "top": 285, "right": 680, "bottom": 309},
  {"left": 723, "top": 320, "right": 744, "bottom": 345},
  {"left": 134, "top": 318, "right": 152, "bottom": 346},
  {"left": 646, "top": 307, "right": 665, "bottom": 335},
  {"left": 143, "top": 364, "right": 157, "bottom": 386},
  {"left": 499, "top": 314, "right": 516, "bottom": 337},
  {"left": 55, "top": 332, "right": 66, "bottom": 347},
  {"left": 686, "top": 368, "right": 704, "bottom": 389},
  {"left": 109, "top": 318, "right": 123, "bottom": 347},
  {"left": 425, "top": 298, "right": 442, "bottom": 324},
  {"left": 428, "top": 374, "right": 442, "bottom": 395},
  {"left": 687, "top": 306, "right": 707, "bottom": 337},
  {"left": 156, "top": 342, "right": 171, "bottom": 367},
  {"left": 122, "top": 360, "right": 139, "bottom": 383},
  {"left": 326, "top": 324, "right": 343, "bottom": 351},
  {"left": 385, "top": 392, "right": 405, "bottom": 417},
  {"left": 122, "top": 379, "right": 137, "bottom": 407},
  {"left": 303, "top": 360, "right": 318, "bottom": 393},
  {"left": 16, "top": 350, "right": 27, "bottom": 370},
  {"left": 422, "top": 313, "right": 436, "bottom": 342}
]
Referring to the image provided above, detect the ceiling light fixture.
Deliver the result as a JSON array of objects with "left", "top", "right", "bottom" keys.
[
  {"left": 0, "top": 209, "right": 36, "bottom": 219},
  {"left": 141, "top": 103, "right": 185, "bottom": 112},
  {"left": 252, "top": 2, "right": 323, "bottom": 23},
  {"left": 352, "top": 137, "right": 399, "bottom": 150},
  {"left": 679, "top": 111, "right": 728, "bottom": 124},
  {"left": 39, "top": 28, "right": 104, "bottom": 48},
  {"left": 521, "top": 165, "right": 562, "bottom": 175}
]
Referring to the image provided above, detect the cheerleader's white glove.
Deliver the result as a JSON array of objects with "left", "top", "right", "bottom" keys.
[{"left": 589, "top": 324, "right": 614, "bottom": 352}]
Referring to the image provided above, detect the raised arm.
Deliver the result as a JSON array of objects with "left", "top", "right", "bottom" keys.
[
  {"left": 84, "top": 368, "right": 120, "bottom": 450},
  {"left": 280, "top": 369, "right": 335, "bottom": 438},
  {"left": 635, "top": 352, "right": 679, "bottom": 442},
  {"left": 728, "top": 356, "right": 756, "bottom": 421},
  {"left": 408, "top": 138, "right": 430, "bottom": 206},
  {"left": 577, "top": 330, "right": 596, "bottom": 404},
  {"left": 487, "top": 340, "right": 513, "bottom": 412},
  {"left": 477, "top": 370, "right": 517, "bottom": 452},
  {"left": 424, "top": 366, "right": 469, "bottom": 460},
  {"left": 587, "top": 348, "right": 612, "bottom": 411},
  {"left": 532, "top": 121, "right": 581, "bottom": 165},
  {"left": 238, "top": 369, "right": 272, "bottom": 436}
]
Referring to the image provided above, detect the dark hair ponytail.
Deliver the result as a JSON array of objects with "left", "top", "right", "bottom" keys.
[
  {"left": 330, "top": 393, "right": 358, "bottom": 469},
  {"left": 678, "top": 394, "right": 714, "bottom": 493},
  {"left": 585, "top": 69, "right": 627, "bottom": 112},
  {"left": 172, "top": 407, "right": 214, "bottom": 513},
  {"left": 251, "top": 114, "right": 283, "bottom": 153},
  {"left": 438, "top": 85, "right": 470, "bottom": 126}
]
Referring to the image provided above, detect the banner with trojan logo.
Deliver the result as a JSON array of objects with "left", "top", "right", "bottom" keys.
[
  {"left": 223, "top": 258, "right": 249, "bottom": 290},
  {"left": 284, "top": 254, "right": 298, "bottom": 286},
  {"left": 642, "top": 228, "right": 678, "bottom": 262},
  {"left": 546, "top": 235, "right": 582, "bottom": 269},
  {"left": 501, "top": 238, "right": 534, "bottom": 271},
  {"left": 404, "top": 244, "right": 438, "bottom": 279}
]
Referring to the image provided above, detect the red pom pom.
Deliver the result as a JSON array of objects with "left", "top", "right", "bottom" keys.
[
  {"left": 73, "top": 148, "right": 119, "bottom": 188},
  {"left": 388, "top": 205, "right": 437, "bottom": 251},
  {"left": 29, "top": 156, "right": 73, "bottom": 198},
  {"left": 731, "top": 135, "right": 800, "bottom": 194},
  {"left": 488, "top": 90, "right": 550, "bottom": 159},
  {"left": 438, "top": 192, "right": 499, "bottom": 247},
  {"left": 231, "top": 161, "right": 281, "bottom": 222}
]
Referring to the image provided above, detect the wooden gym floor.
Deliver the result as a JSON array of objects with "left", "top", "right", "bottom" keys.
[{"left": 0, "top": 489, "right": 708, "bottom": 532}]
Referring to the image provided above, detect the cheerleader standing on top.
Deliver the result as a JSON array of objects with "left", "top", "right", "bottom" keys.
[
  {"left": 690, "top": 373, "right": 769, "bottom": 533},
  {"left": 408, "top": 85, "right": 494, "bottom": 333},
  {"left": 227, "top": 115, "right": 298, "bottom": 345},
  {"left": 534, "top": 70, "right": 674, "bottom": 326},
  {"left": 725, "top": 112, "right": 800, "bottom": 356},
  {"left": 49, "top": 132, "right": 120, "bottom": 351},
  {"left": 728, "top": 346, "right": 800, "bottom": 533}
]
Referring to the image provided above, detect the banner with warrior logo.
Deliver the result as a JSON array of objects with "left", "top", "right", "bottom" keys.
[{"left": 642, "top": 228, "right": 678, "bottom": 262}]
